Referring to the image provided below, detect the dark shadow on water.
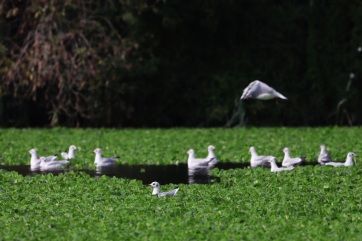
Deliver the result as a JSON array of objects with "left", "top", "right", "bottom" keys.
[
  {"left": 300, "top": 161, "right": 320, "bottom": 166},
  {"left": 216, "top": 162, "right": 250, "bottom": 170},
  {"left": 0, "top": 161, "right": 323, "bottom": 184},
  {"left": 0, "top": 165, "right": 70, "bottom": 176},
  {"left": 87, "top": 164, "right": 190, "bottom": 185}
]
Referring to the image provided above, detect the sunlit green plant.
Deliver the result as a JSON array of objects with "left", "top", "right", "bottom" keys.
[{"left": 0, "top": 128, "right": 362, "bottom": 240}]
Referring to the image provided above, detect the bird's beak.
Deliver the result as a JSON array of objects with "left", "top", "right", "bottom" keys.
[{"left": 148, "top": 184, "right": 152, "bottom": 186}]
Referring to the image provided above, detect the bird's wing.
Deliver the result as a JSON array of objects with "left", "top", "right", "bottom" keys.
[
  {"left": 241, "top": 81, "right": 260, "bottom": 99},
  {"left": 46, "top": 160, "right": 69, "bottom": 167},
  {"left": 324, "top": 162, "right": 343, "bottom": 167},
  {"left": 159, "top": 187, "right": 179, "bottom": 197},
  {"left": 101, "top": 157, "right": 118, "bottom": 164},
  {"left": 257, "top": 155, "right": 274, "bottom": 163},
  {"left": 44, "top": 155, "right": 58, "bottom": 162},
  {"left": 257, "top": 81, "right": 287, "bottom": 100},
  {"left": 319, "top": 152, "right": 332, "bottom": 162},
  {"left": 283, "top": 157, "right": 302, "bottom": 166}
]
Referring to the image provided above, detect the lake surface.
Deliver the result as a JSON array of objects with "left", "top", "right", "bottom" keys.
[
  {"left": 0, "top": 161, "right": 319, "bottom": 184},
  {"left": 0, "top": 162, "right": 253, "bottom": 184}
]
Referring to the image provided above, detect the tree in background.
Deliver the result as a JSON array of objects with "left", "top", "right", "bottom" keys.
[
  {"left": 0, "top": 0, "right": 362, "bottom": 127},
  {"left": 0, "top": 0, "right": 133, "bottom": 126}
]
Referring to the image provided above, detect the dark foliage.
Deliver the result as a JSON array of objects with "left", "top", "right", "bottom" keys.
[{"left": 0, "top": 0, "right": 362, "bottom": 127}]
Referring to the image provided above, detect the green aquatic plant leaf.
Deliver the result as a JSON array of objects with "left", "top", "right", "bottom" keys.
[{"left": 0, "top": 128, "right": 361, "bottom": 240}]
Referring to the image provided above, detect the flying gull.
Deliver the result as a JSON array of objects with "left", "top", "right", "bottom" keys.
[{"left": 240, "top": 80, "right": 287, "bottom": 100}]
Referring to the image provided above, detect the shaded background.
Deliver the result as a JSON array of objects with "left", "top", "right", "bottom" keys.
[{"left": 0, "top": 0, "right": 361, "bottom": 127}]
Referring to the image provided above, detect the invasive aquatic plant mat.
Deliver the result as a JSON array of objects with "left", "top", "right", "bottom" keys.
[{"left": 0, "top": 127, "right": 361, "bottom": 240}]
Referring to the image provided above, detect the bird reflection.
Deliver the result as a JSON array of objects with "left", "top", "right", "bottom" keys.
[{"left": 188, "top": 166, "right": 212, "bottom": 184}]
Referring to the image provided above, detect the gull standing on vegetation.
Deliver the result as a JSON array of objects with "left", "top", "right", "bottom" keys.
[
  {"left": 206, "top": 145, "right": 218, "bottom": 166},
  {"left": 93, "top": 148, "right": 119, "bottom": 167},
  {"left": 268, "top": 157, "right": 294, "bottom": 172},
  {"left": 61, "top": 145, "right": 77, "bottom": 159},
  {"left": 40, "top": 155, "right": 70, "bottom": 170},
  {"left": 240, "top": 80, "right": 287, "bottom": 100},
  {"left": 324, "top": 152, "right": 356, "bottom": 167},
  {"left": 318, "top": 144, "right": 333, "bottom": 165},
  {"left": 29, "top": 148, "right": 41, "bottom": 169},
  {"left": 148, "top": 181, "right": 179, "bottom": 197},
  {"left": 282, "top": 147, "right": 305, "bottom": 167},
  {"left": 187, "top": 149, "right": 215, "bottom": 168},
  {"left": 249, "top": 146, "right": 272, "bottom": 168}
]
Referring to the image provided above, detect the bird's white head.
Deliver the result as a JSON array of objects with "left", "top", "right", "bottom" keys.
[
  {"left": 148, "top": 181, "right": 160, "bottom": 188},
  {"left": 148, "top": 181, "right": 160, "bottom": 195},
  {"left": 249, "top": 146, "right": 256, "bottom": 153},
  {"left": 70, "top": 145, "right": 77, "bottom": 151},
  {"left": 345, "top": 152, "right": 356, "bottom": 166},
  {"left": 208, "top": 145, "right": 215, "bottom": 151},
  {"left": 187, "top": 149, "right": 195, "bottom": 155},
  {"left": 29, "top": 149, "right": 37, "bottom": 155},
  {"left": 283, "top": 147, "right": 290, "bottom": 153},
  {"left": 93, "top": 148, "right": 102, "bottom": 154}
]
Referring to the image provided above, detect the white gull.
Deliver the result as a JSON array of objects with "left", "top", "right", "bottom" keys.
[
  {"left": 249, "top": 146, "right": 272, "bottom": 168},
  {"left": 40, "top": 155, "right": 70, "bottom": 170},
  {"left": 318, "top": 144, "right": 333, "bottom": 165},
  {"left": 61, "top": 145, "right": 77, "bottom": 159},
  {"left": 93, "top": 148, "right": 119, "bottom": 167},
  {"left": 324, "top": 152, "right": 356, "bottom": 167},
  {"left": 282, "top": 147, "right": 305, "bottom": 167},
  {"left": 29, "top": 149, "right": 41, "bottom": 169},
  {"left": 268, "top": 157, "right": 294, "bottom": 172},
  {"left": 148, "top": 181, "right": 179, "bottom": 197},
  {"left": 206, "top": 145, "right": 218, "bottom": 166},
  {"left": 240, "top": 80, "right": 287, "bottom": 100},
  {"left": 187, "top": 149, "right": 215, "bottom": 168}
]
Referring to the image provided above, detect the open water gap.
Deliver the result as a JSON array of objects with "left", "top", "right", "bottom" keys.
[{"left": 0, "top": 162, "right": 319, "bottom": 185}]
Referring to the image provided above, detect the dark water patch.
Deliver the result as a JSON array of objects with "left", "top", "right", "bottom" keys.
[
  {"left": 0, "top": 162, "right": 322, "bottom": 184},
  {"left": 0, "top": 165, "right": 69, "bottom": 176},
  {"left": 188, "top": 166, "right": 219, "bottom": 184},
  {"left": 0, "top": 164, "right": 217, "bottom": 184},
  {"left": 300, "top": 161, "right": 321, "bottom": 166},
  {"left": 83, "top": 164, "right": 192, "bottom": 184},
  {"left": 216, "top": 162, "right": 251, "bottom": 170}
]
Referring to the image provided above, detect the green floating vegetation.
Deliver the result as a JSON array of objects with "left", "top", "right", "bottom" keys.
[
  {"left": 0, "top": 166, "right": 361, "bottom": 240},
  {"left": 0, "top": 128, "right": 361, "bottom": 240},
  {"left": 0, "top": 127, "right": 361, "bottom": 167}
]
